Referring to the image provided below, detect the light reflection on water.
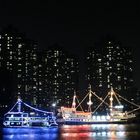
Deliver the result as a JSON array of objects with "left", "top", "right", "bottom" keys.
[
  {"left": 3, "top": 127, "right": 58, "bottom": 140},
  {"left": 2, "top": 124, "right": 140, "bottom": 140},
  {"left": 60, "top": 124, "right": 127, "bottom": 140}
]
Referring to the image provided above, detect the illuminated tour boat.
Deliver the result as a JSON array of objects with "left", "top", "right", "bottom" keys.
[
  {"left": 60, "top": 85, "right": 139, "bottom": 124},
  {"left": 3, "top": 98, "right": 58, "bottom": 127}
]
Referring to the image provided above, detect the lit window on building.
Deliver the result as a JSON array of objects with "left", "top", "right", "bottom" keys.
[
  {"left": 33, "top": 57, "right": 36, "bottom": 60},
  {"left": 18, "top": 44, "right": 22, "bottom": 48},
  {"left": 7, "top": 62, "right": 10, "bottom": 66},
  {"left": 107, "top": 62, "right": 109, "bottom": 66},
  {"left": 124, "top": 77, "right": 127, "bottom": 80},
  {"left": 118, "top": 85, "right": 121, "bottom": 90},
  {"left": 18, "top": 74, "right": 21, "bottom": 78},
  {"left": 18, "top": 85, "right": 21, "bottom": 89},
  {"left": 9, "top": 51, "right": 13, "bottom": 55},
  {"left": 33, "top": 78, "right": 36, "bottom": 81},
  {"left": 39, "top": 82, "right": 42, "bottom": 85},
  {"left": 99, "top": 83, "right": 102, "bottom": 87},
  {"left": 18, "top": 51, "right": 21, "bottom": 55},
  {"left": 18, "top": 63, "right": 22, "bottom": 66},
  {"left": 117, "top": 64, "right": 121, "bottom": 67},
  {"left": 56, "top": 59, "right": 59, "bottom": 63},
  {"left": 117, "top": 76, "right": 121, "bottom": 81},
  {"left": 116, "top": 46, "right": 120, "bottom": 49},
  {"left": 129, "top": 68, "right": 132, "bottom": 71},
  {"left": 117, "top": 68, "right": 121, "bottom": 70},
  {"left": 56, "top": 50, "right": 59, "bottom": 56},
  {"left": 107, "top": 78, "right": 110, "bottom": 82},
  {"left": 99, "top": 68, "right": 102, "bottom": 73},
  {"left": 45, "top": 58, "right": 47, "bottom": 62}
]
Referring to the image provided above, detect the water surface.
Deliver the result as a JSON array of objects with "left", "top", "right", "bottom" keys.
[{"left": 1, "top": 124, "right": 140, "bottom": 140}]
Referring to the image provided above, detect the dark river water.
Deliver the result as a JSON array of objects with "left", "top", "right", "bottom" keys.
[{"left": 1, "top": 124, "right": 140, "bottom": 140}]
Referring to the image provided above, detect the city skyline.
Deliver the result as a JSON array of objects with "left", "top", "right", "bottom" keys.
[
  {"left": 0, "top": 26, "right": 80, "bottom": 111},
  {"left": 1, "top": 2, "right": 140, "bottom": 139},
  {"left": 0, "top": 1, "right": 139, "bottom": 88},
  {"left": 0, "top": 1, "right": 140, "bottom": 104},
  {"left": 0, "top": 25, "right": 138, "bottom": 89},
  {"left": 0, "top": 25, "right": 138, "bottom": 112}
]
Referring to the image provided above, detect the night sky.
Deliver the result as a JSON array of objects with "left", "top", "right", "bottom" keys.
[{"left": 0, "top": 1, "right": 140, "bottom": 88}]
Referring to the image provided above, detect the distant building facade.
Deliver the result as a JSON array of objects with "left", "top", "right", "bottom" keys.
[
  {"left": 0, "top": 27, "right": 79, "bottom": 113},
  {"left": 0, "top": 26, "right": 39, "bottom": 113},
  {"left": 0, "top": 26, "right": 137, "bottom": 114},
  {"left": 85, "top": 41, "right": 134, "bottom": 97},
  {"left": 41, "top": 46, "right": 79, "bottom": 108}
]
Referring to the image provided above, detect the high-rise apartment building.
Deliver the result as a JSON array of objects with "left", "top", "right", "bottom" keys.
[
  {"left": 85, "top": 41, "right": 134, "bottom": 97},
  {"left": 0, "top": 26, "right": 39, "bottom": 112},
  {"left": 0, "top": 26, "right": 79, "bottom": 113},
  {"left": 0, "top": 26, "right": 135, "bottom": 114},
  {"left": 41, "top": 45, "right": 79, "bottom": 108}
]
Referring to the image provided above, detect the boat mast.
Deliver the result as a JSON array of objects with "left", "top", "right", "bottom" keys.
[
  {"left": 109, "top": 87, "right": 114, "bottom": 116},
  {"left": 87, "top": 84, "right": 93, "bottom": 112},
  {"left": 72, "top": 91, "right": 76, "bottom": 109},
  {"left": 17, "top": 97, "right": 22, "bottom": 112}
]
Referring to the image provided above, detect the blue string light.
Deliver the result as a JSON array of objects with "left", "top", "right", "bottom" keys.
[
  {"left": 4, "top": 101, "right": 19, "bottom": 116},
  {"left": 5, "top": 99, "right": 54, "bottom": 116},
  {"left": 23, "top": 102, "right": 53, "bottom": 114}
]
